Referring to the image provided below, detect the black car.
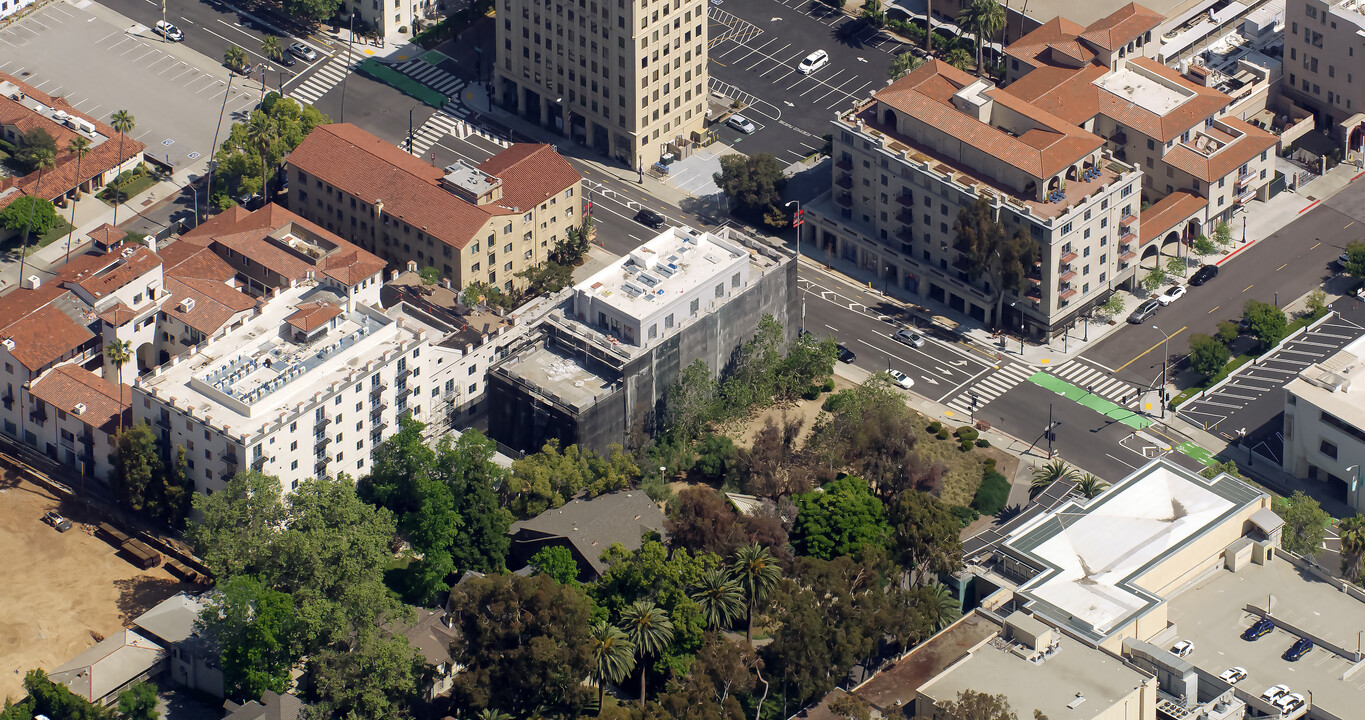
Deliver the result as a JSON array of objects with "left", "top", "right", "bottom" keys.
[
  {"left": 836, "top": 344, "right": 856, "bottom": 363},
  {"left": 274, "top": 52, "right": 297, "bottom": 67},
  {"left": 1242, "top": 617, "right": 1273, "bottom": 640},
  {"left": 1189, "top": 264, "right": 1219, "bottom": 286},
  {"left": 1285, "top": 637, "right": 1314, "bottom": 661},
  {"left": 1127, "top": 298, "right": 1161, "bottom": 324},
  {"left": 634, "top": 208, "right": 665, "bottom": 229}
]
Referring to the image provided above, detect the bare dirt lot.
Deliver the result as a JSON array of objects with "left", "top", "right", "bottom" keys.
[{"left": 0, "top": 472, "right": 187, "bottom": 704}]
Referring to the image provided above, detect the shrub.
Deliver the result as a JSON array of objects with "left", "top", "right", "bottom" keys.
[
  {"left": 971, "top": 471, "right": 1011, "bottom": 516},
  {"left": 927, "top": 420, "right": 942, "bottom": 434},
  {"left": 955, "top": 426, "right": 979, "bottom": 443},
  {"left": 983, "top": 458, "right": 997, "bottom": 473},
  {"left": 959, "top": 439, "right": 974, "bottom": 452},
  {"left": 802, "top": 385, "right": 822, "bottom": 400},
  {"left": 936, "top": 426, "right": 951, "bottom": 440},
  {"left": 975, "top": 438, "right": 990, "bottom": 448},
  {"left": 821, "top": 379, "right": 835, "bottom": 392},
  {"left": 948, "top": 505, "right": 979, "bottom": 527},
  {"left": 398, "top": 25, "right": 408, "bottom": 33}
]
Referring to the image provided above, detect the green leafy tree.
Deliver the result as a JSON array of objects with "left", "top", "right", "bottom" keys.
[
  {"left": 187, "top": 470, "right": 287, "bottom": 580},
  {"left": 1097, "top": 293, "right": 1126, "bottom": 320},
  {"left": 730, "top": 543, "right": 782, "bottom": 641},
  {"left": 14, "top": 127, "right": 57, "bottom": 173},
  {"left": 953, "top": 196, "right": 1039, "bottom": 331},
  {"left": 1142, "top": 267, "right": 1167, "bottom": 292},
  {"left": 212, "top": 98, "right": 328, "bottom": 209},
  {"left": 309, "top": 626, "right": 427, "bottom": 720},
  {"left": 666, "top": 486, "right": 747, "bottom": 556},
  {"left": 1187, "top": 333, "right": 1231, "bottom": 377},
  {"left": 1216, "top": 320, "right": 1240, "bottom": 344},
  {"left": 888, "top": 490, "right": 963, "bottom": 585},
  {"left": 261, "top": 35, "right": 284, "bottom": 63},
  {"left": 792, "top": 476, "right": 890, "bottom": 560},
  {"left": 1243, "top": 299, "right": 1288, "bottom": 348},
  {"left": 529, "top": 545, "right": 581, "bottom": 585},
  {"left": 108, "top": 110, "right": 135, "bottom": 229},
  {"left": 1029, "top": 459, "right": 1077, "bottom": 498},
  {"left": 777, "top": 334, "right": 839, "bottom": 399},
  {"left": 860, "top": 0, "right": 885, "bottom": 26},
  {"left": 689, "top": 567, "right": 745, "bottom": 630},
  {"left": 1201, "top": 459, "right": 1247, "bottom": 481},
  {"left": 1214, "top": 221, "right": 1234, "bottom": 247},
  {"left": 957, "top": 0, "right": 1005, "bottom": 73},
  {"left": 1193, "top": 235, "right": 1217, "bottom": 256},
  {"left": 418, "top": 265, "right": 441, "bottom": 285},
  {"left": 713, "top": 153, "right": 789, "bottom": 229},
  {"left": 591, "top": 541, "right": 714, "bottom": 676},
  {"left": 915, "top": 582, "right": 961, "bottom": 631},
  {"left": 115, "top": 682, "right": 160, "bottom": 720},
  {"left": 1345, "top": 240, "right": 1365, "bottom": 280},
  {"left": 447, "top": 573, "right": 595, "bottom": 716},
  {"left": 282, "top": 0, "right": 342, "bottom": 22},
  {"left": 514, "top": 259, "right": 574, "bottom": 297},
  {"left": 620, "top": 600, "right": 675, "bottom": 708},
  {"left": 664, "top": 359, "right": 718, "bottom": 442},
  {"left": 588, "top": 620, "right": 636, "bottom": 714},
  {"left": 1273, "top": 491, "right": 1332, "bottom": 558},
  {"left": 939, "top": 690, "right": 1017, "bottom": 720},
  {"left": 888, "top": 51, "right": 924, "bottom": 81},
  {"left": 694, "top": 433, "right": 737, "bottom": 482},
  {"left": 197, "top": 575, "right": 303, "bottom": 700},
  {"left": 224, "top": 45, "right": 248, "bottom": 72},
  {"left": 1166, "top": 255, "right": 1188, "bottom": 278},
  {"left": 12, "top": 669, "right": 107, "bottom": 720},
  {"left": 0, "top": 196, "right": 60, "bottom": 239},
  {"left": 1306, "top": 288, "right": 1328, "bottom": 317},
  {"left": 1340, "top": 514, "right": 1365, "bottom": 582}
]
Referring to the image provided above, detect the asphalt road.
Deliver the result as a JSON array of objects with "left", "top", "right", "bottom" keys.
[
  {"left": 1083, "top": 179, "right": 1365, "bottom": 386},
  {"left": 707, "top": 0, "right": 908, "bottom": 163}
]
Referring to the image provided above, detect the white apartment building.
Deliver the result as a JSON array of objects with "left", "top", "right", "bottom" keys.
[
  {"left": 493, "top": 0, "right": 709, "bottom": 169},
  {"left": 133, "top": 283, "right": 430, "bottom": 494},
  {"left": 0, "top": 0, "right": 35, "bottom": 20},
  {"left": 1282, "top": 0, "right": 1365, "bottom": 155},
  {"left": 569, "top": 228, "right": 750, "bottom": 347},
  {"left": 1283, "top": 334, "right": 1365, "bottom": 511}
]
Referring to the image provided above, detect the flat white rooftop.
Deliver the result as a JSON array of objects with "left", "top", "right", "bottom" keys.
[
  {"left": 576, "top": 227, "right": 748, "bottom": 320},
  {"left": 1096, "top": 66, "right": 1193, "bottom": 117},
  {"left": 1005, "top": 458, "right": 1266, "bottom": 640}
]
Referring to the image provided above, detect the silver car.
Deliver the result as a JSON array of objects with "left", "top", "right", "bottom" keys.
[
  {"left": 726, "top": 114, "right": 756, "bottom": 134},
  {"left": 893, "top": 328, "right": 926, "bottom": 348},
  {"left": 288, "top": 42, "right": 318, "bottom": 61}
]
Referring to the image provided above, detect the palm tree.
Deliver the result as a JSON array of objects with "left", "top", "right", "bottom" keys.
[
  {"left": 224, "top": 45, "right": 247, "bottom": 74},
  {"left": 587, "top": 619, "right": 636, "bottom": 715},
  {"left": 690, "top": 568, "right": 745, "bottom": 631},
  {"left": 730, "top": 544, "right": 782, "bottom": 641},
  {"left": 924, "top": 0, "right": 933, "bottom": 54},
  {"left": 619, "top": 600, "right": 673, "bottom": 709},
  {"left": 1075, "top": 473, "right": 1110, "bottom": 500},
  {"left": 916, "top": 582, "right": 961, "bottom": 632},
  {"left": 958, "top": 0, "right": 1005, "bottom": 75},
  {"left": 15, "top": 147, "right": 55, "bottom": 284},
  {"left": 944, "top": 47, "right": 973, "bottom": 71},
  {"left": 1029, "top": 459, "right": 1078, "bottom": 498},
  {"left": 261, "top": 36, "right": 284, "bottom": 64},
  {"left": 475, "top": 709, "right": 513, "bottom": 720},
  {"left": 108, "top": 110, "right": 135, "bottom": 232},
  {"left": 104, "top": 339, "right": 133, "bottom": 433},
  {"left": 1340, "top": 515, "right": 1365, "bottom": 582},
  {"left": 245, "top": 113, "right": 278, "bottom": 202},
  {"left": 64, "top": 136, "right": 91, "bottom": 263},
  {"left": 888, "top": 51, "right": 925, "bottom": 81}
]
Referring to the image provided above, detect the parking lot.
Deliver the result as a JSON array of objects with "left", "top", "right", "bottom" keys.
[
  {"left": 1165, "top": 560, "right": 1365, "bottom": 719},
  {"left": 707, "top": 0, "right": 906, "bottom": 161},
  {"left": 0, "top": 0, "right": 260, "bottom": 170},
  {"left": 1177, "top": 310, "right": 1364, "bottom": 461}
]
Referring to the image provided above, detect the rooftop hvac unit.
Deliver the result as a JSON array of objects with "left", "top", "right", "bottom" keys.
[
  {"left": 73, "top": 403, "right": 87, "bottom": 415},
  {"left": 121, "top": 247, "right": 136, "bottom": 258},
  {"left": 1, "top": 338, "right": 13, "bottom": 351},
  {"left": 179, "top": 298, "right": 196, "bottom": 313}
]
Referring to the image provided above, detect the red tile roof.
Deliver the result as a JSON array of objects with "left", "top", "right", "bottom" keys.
[
  {"left": 1096, "top": 58, "right": 1231, "bottom": 143},
  {"left": 285, "top": 302, "right": 340, "bottom": 332},
  {"left": 1160, "top": 118, "right": 1278, "bottom": 183},
  {"left": 874, "top": 60, "right": 1104, "bottom": 180},
  {"left": 286, "top": 125, "right": 579, "bottom": 252},
  {"left": 1, "top": 301, "right": 94, "bottom": 373},
  {"left": 60, "top": 244, "right": 161, "bottom": 301},
  {"left": 1004, "top": 16, "right": 1091, "bottom": 68},
  {"left": 29, "top": 364, "right": 131, "bottom": 435},
  {"left": 1000, "top": 64, "right": 1108, "bottom": 126},
  {"left": 1080, "top": 3, "right": 1163, "bottom": 52},
  {"left": 159, "top": 230, "right": 259, "bottom": 336},
  {"left": 0, "top": 73, "right": 145, "bottom": 212},
  {"left": 1139, "top": 190, "right": 1207, "bottom": 246}
]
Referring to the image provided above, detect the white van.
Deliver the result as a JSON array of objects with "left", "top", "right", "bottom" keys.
[{"left": 798, "top": 49, "right": 830, "bottom": 74}]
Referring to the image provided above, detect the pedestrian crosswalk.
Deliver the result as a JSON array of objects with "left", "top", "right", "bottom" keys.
[
  {"left": 406, "top": 112, "right": 462, "bottom": 157},
  {"left": 392, "top": 58, "right": 466, "bottom": 98},
  {"left": 1050, "top": 360, "right": 1144, "bottom": 407},
  {"left": 944, "top": 362, "right": 1035, "bottom": 416},
  {"left": 289, "top": 56, "right": 360, "bottom": 106}
]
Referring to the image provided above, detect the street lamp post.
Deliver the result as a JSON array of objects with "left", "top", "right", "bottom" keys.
[
  {"left": 785, "top": 200, "right": 805, "bottom": 333},
  {"left": 188, "top": 180, "right": 199, "bottom": 228},
  {"left": 1350, "top": 465, "right": 1361, "bottom": 512},
  {"left": 340, "top": 12, "right": 356, "bottom": 122},
  {"left": 257, "top": 64, "right": 268, "bottom": 104},
  {"left": 408, "top": 106, "right": 416, "bottom": 154},
  {"left": 1152, "top": 325, "right": 1172, "bottom": 419}
]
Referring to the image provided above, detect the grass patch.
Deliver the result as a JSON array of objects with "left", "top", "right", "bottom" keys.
[
  {"left": 1170, "top": 353, "right": 1254, "bottom": 409},
  {"left": 32, "top": 217, "right": 74, "bottom": 252},
  {"left": 908, "top": 412, "right": 993, "bottom": 507},
  {"left": 357, "top": 58, "right": 448, "bottom": 106},
  {"left": 1286, "top": 307, "right": 1329, "bottom": 335},
  {"left": 98, "top": 169, "right": 158, "bottom": 205}
]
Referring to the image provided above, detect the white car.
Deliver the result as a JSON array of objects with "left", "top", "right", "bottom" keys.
[
  {"left": 1276, "top": 693, "right": 1305, "bottom": 713},
  {"left": 726, "top": 114, "right": 756, "bottom": 134},
  {"left": 1260, "top": 684, "right": 1290, "bottom": 703},
  {"left": 797, "top": 49, "right": 830, "bottom": 74},
  {"left": 887, "top": 369, "right": 915, "bottom": 390},
  {"left": 1170, "top": 640, "right": 1193, "bottom": 657},
  {"left": 1218, "top": 667, "right": 1247, "bottom": 684},
  {"left": 153, "top": 20, "right": 184, "bottom": 41},
  {"left": 1157, "top": 285, "right": 1186, "bottom": 306}
]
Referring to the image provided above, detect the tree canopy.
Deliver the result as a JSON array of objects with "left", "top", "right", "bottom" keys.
[
  {"left": 953, "top": 196, "right": 1038, "bottom": 331},
  {"left": 1273, "top": 490, "right": 1332, "bottom": 558},
  {"left": 197, "top": 575, "right": 303, "bottom": 699},
  {"left": 211, "top": 96, "right": 328, "bottom": 209},
  {"left": 0, "top": 196, "right": 60, "bottom": 239},
  {"left": 792, "top": 476, "right": 890, "bottom": 560},
  {"left": 114, "top": 422, "right": 192, "bottom": 529},
  {"left": 1243, "top": 299, "right": 1288, "bottom": 348},
  {"left": 713, "top": 153, "right": 789, "bottom": 229}
]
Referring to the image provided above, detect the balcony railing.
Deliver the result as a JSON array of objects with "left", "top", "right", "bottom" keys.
[
  {"left": 251, "top": 455, "right": 267, "bottom": 470},
  {"left": 370, "top": 383, "right": 386, "bottom": 395},
  {"left": 835, "top": 173, "right": 853, "bottom": 190},
  {"left": 316, "top": 414, "right": 331, "bottom": 428},
  {"left": 395, "top": 366, "right": 411, "bottom": 382},
  {"left": 896, "top": 227, "right": 914, "bottom": 242},
  {"left": 1025, "top": 286, "right": 1042, "bottom": 301},
  {"left": 1236, "top": 188, "right": 1256, "bottom": 204},
  {"left": 1120, "top": 214, "right": 1137, "bottom": 228},
  {"left": 896, "top": 208, "right": 914, "bottom": 224},
  {"left": 895, "top": 194, "right": 914, "bottom": 206},
  {"left": 1059, "top": 287, "right": 1078, "bottom": 301},
  {"left": 1119, "top": 232, "right": 1137, "bottom": 246},
  {"left": 1237, "top": 171, "right": 1255, "bottom": 187},
  {"left": 835, "top": 157, "right": 853, "bottom": 171},
  {"left": 1058, "top": 268, "right": 1077, "bottom": 282},
  {"left": 1119, "top": 249, "right": 1136, "bottom": 262},
  {"left": 1058, "top": 251, "right": 1078, "bottom": 264},
  {"left": 315, "top": 435, "right": 332, "bottom": 448}
]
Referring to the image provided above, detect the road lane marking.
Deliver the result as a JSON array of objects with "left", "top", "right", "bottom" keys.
[
  {"left": 1277, "top": 263, "right": 1288, "bottom": 271},
  {"left": 1114, "top": 326, "right": 1187, "bottom": 373},
  {"left": 1207, "top": 306, "right": 1219, "bottom": 314},
  {"left": 1242, "top": 284, "right": 1253, "bottom": 292},
  {"left": 1312, "top": 241, "right": 1322, "bottom": 250},
  {"left": 1348, "top": 221, "right": 1356, "bottom": 229}
]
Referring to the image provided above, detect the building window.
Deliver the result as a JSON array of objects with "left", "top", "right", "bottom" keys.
[{"left": 1321, "top": 439, "right": 1339, "bottom": 460}]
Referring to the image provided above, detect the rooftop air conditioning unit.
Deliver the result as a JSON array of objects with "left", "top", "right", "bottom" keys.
[
  {"left": 73, "top": 403, "right": 87, "bottom": 415},
  {"left": 179, "top": 298, "right": 196, "bottom": 313},
  {"left": 1, "top": 339, "right": 13, "bottom": 351}
]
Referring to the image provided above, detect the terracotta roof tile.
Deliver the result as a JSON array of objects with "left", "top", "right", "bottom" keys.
[
  {"left": 29, "top": 364, "right": 131, "bottom": 435},
  {"left": 2, "top": 304, "right": 94, "bottom": 372},
  {"left": 98, "top": 301, "right": 137, "bottom": 328},
  {"left": 873, "top": 60, "right": 1103, "bottom": 180},
  {"left": 1080, "top": 3, "right": 1164, "bottom": 52},
  {"left": 1096, "top": 58, "right": 1230, "bottom": 143},
  {"left": 59, "top": 244, "right": 161, "bottom": 301},
  {"left": 285, "top": 302, "right": 340, "bottom": 332},
  {"left": 1001, "top": 64, "right": 1108, "bottom": 126},
  {"left": 160, "top": 277, "right": 256, "bottom": 336},
  {"left": 1004, "top": 16, "right": 1090, "bottom": 67},
  {"left": 1139, "top": 190, "right": 1207, "bottom": 246},
  {"left": 477, "top": 143, "right": 582, "bottom": 213},
  {"left": 1160, "top": 118, "right": 1278, "bottom": 183}
]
